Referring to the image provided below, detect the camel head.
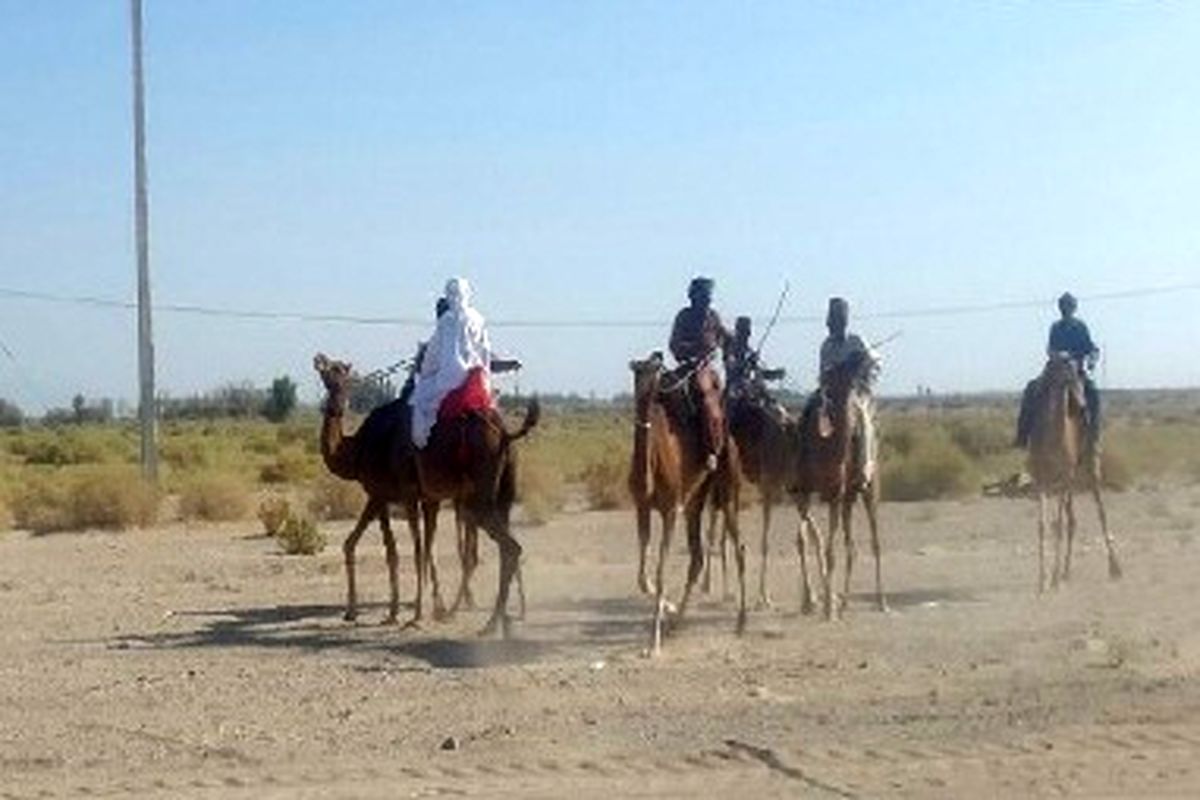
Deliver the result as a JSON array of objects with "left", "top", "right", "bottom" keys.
[
  {"left": 1041, "top": 351, "right": 1085, "bottom": 409},
  {"left": 628, "top": 351, "right": 666, "bottom": 402},
  {"left": 313, "top": 352, "right": 354, "bottom": 398}
]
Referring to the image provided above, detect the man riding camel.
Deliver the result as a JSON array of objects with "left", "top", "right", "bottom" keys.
[
  {"left": 724, "top": 315, "right": 786, "bottom": 407},
  {"left": 669, "top": 277, "right": 732, "bottom": 472},
  {"left": 408, "top": 278, "right": 518, "bottom": 449},
  {"left": 1015, "top": 292, "right": 1101, "bottom": 449},
  {"left": 815, "top": 297, "right": 880, "bottom": 486}
]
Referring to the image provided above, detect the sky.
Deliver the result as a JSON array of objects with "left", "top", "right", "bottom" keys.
[{"left": 2, "top": 2, "right": 1199, "bottom": 413}]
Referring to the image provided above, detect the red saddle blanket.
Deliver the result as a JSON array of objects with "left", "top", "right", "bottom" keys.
[{"left": 438, "top": 367, "right": 494, "bottom": 422}]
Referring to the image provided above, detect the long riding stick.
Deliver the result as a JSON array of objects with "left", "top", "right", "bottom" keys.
[{"left": 755, "top": 281, "right": 791, "bottom": 354}]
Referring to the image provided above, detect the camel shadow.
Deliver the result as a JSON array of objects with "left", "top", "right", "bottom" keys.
[
  {"left": 849, "top": 587, "right": 982, "bottom": 609},
  {"left": 99, "top": 602, "right": 561, "bottom": 669}
]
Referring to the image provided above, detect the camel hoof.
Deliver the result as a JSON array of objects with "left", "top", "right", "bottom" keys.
[
  {"left": 876, "top": 599, "right": 891, "bottom": 614},
  {"left": 343, "top": 609, "right": 358, "bottom": 623},
  {"left": 800, "top": 597, "right": 816, "bottom": 616},
  {"left": 1108, "top": 559, "right": 1123, "bottom": 580},
  {"left": 755, "top": 595, "right": 773, "bottom": 611},
  {"left": 433, "top": 606, "right": 450, "bottom": 623},
  {"left": 638, "top": 579, "right": 656, "bottom": 597},
  {"left": 736, "top": 611, "right": 747, "bottom": 635},
  {"left": 381, "top": 614, "right": 400, "bottom": 627},
  {"left": 402, "top": 617, "right": 423, "bottom": 631}
]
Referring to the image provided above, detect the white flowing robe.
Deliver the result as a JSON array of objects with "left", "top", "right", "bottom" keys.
[{"left": 408, "top": 281, "right": 493, "bottom": 448}]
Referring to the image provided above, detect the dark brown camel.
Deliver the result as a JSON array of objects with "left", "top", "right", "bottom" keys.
[
  {"left": 1026, "top": 352, "right": 1121, "bottom": 592},
  {"left": 314, "top": 354, "right": 536, "bottom": 634},
  {"left": 706, "top": 396, "right": 796, "bottom": 608},
  {"left": 791, "top": 350, "right": 885, "bottom": 619},
  {"left": 314, "top": 353, "right": 436, "bottom": 625},
  {"left": 628, "top": 352, "right": 745, "bottom": 655}
]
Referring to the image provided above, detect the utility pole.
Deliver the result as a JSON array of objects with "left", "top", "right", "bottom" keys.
[{"left": 131, "top": 0, "right": 157, "bottom": 481}]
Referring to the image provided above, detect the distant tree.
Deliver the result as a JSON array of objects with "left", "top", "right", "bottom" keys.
[
  {"left": 0, "top": 397, "right": 22, "bottom": 427},
  {"left": 262, "top": 375, "right": 298, "bottom": 422},
  {"left": 348, "top": 376, "right": 397, "bottom": 414}
]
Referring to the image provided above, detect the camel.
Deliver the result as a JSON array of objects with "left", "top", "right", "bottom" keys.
[
  {"left": 790, "top": 350, "right": 885, "bottom": 619},
  {"left": 705, "top": 394, "right": 795, "bottom": 608},
  {"left": 314, "top": 354, "right": 536, "bottom": 635},
  {"left": 1025, "top": 352, "right": 1122, "bottom": 592},
  {"left": 314, "top": 353, "right": 437, "bottom": 625},
  {"left": 628, "top": 352, "right": 745, "bottom": 655}
]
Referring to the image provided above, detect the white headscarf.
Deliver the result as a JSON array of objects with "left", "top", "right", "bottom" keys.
[{"left": 408, "top": 277, "right": 493, "bottom": 447}]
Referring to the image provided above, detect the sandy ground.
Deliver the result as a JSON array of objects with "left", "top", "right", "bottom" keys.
[{"left": 3, "top": 485, "right": 1200, "bottom": 799}]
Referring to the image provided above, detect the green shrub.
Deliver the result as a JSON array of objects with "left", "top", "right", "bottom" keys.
[
  {"left": 582, "top": 448, "right": 631, "bottom": 510},
  {"left": 308, "top": 473, "right": 365, "bottom": 521},
  {"left": 257, "top": 494, "right": 291, "bottom": 536},
  {"left": 278, "top": 513, "right": 326, "bottom": 555},
  {"left": 881, "top": 429, "right": 976, "bottom": 502},
  {"left": 179, "top": 474, "right": 253, "bottom": 521},
  {"left": 15, "top": 428, "right": 133, "bottom": 466}
]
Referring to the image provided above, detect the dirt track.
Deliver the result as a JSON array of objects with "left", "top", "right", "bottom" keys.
[{"left": 3, "top": 487, "right": 1200, "bottom": 798}]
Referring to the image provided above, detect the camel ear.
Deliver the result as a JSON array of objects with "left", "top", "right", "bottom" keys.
[
  {"left": 628, "top": 359, "right": 639, "bottom": 371},
  {"left": 313, "top": 353, "right": 327, "bottom": 371}
]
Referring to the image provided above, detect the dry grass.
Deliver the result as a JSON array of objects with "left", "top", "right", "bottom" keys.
[
  {"left": 9, "top": 466, "right": 158, "bottom": 534},
  {"left": 179, "top": 474, "right": 253, "bottom": 522},
  {"left": 516, "top": 450, "right": 567, "bottom": 525},
  {"left": 257, "top": 494, "right": 292, "bottom": 536},
  {"left": 307, "top": 474, "right": 365, "bottom": 522}
]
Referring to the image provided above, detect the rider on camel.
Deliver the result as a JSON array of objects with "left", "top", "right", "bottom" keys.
[{"left": 669, "top": 277, "right": 732, "bottom": 472}]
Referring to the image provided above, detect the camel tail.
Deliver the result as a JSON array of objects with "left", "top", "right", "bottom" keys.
[{"left": 504, "top": 398, "right": 541, "bottom": 444}]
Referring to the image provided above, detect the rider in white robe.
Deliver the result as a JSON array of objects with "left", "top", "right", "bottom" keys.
[{"left": 408, "top": 278, "right": 493, "bottom": 448}]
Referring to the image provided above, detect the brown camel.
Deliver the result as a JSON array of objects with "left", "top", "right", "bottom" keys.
[
  {"left": 790, "top": 350, "right": 885, "bottom": 619},
  {"left": 314, "top": 354, "right": 536, "bottom": 634},
  {"left": 1026, "top": 352, "right": 1121, "bottom": 592},
  {"left": 705, "top": 396, "right": 795, "bottom": 608},
  {"left": 314, "top": 353, "right": 437, "bottom": 625},
  {"left": 628, "top": 352, "right": 745, "bottom": 655}
]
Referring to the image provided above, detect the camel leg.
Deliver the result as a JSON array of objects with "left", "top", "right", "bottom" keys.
[
  {"left": 405, "top": 501, "right": 426, "bottom": 628},
  {"left": 756, "top": 500, "right": 773, "bottom": 609},
  {"left": 479, "top": 511, "right": 522, "bottom": 640},
  {"left": 449, "top": 515, "right": 479, "bottom": 615},
  {"left": 824, "top": 501, "right": 840, "bottom": 620},
  {"left": 840, "top": 497, "right": 856, "bottom": 613},
  {"left": 863, "top": 489, "right": 887, "bottom": 612},
  {"left": 795, "top": 510, "right": 817, "bottom": 616},
  {"left": 675, "top": 501, "right": 707, "bottom": 624},
  {"left": 513, "top": 554, "right": 527, "bottom": 621},
  {"left": 380, "top": 505, "right": 401, "bottom": 625},
  {"left": 702, "top": 501, "right": 718, "bottom": 595},
  {"left": 420, "top": 502, "right": 449, "bottom": 621},
  {"left": 1037, "top": 492, "right": 1048, "bottom": 594},
  {"left": 342, "top": 498, "right": 381, "bottom": 622},
  {"left": 637, "top": 503, "right": 655, "bottom": 596},
  {"left": 1062, "top": 489, "right": 1076, "bottom": 583},
  {"left": 1091, "top": 482, "right": 1122, "bottom": 579},
  {"left": 729, "top": 500, "right": 748, "bottom": 635},
  {"left": 1051, "top": 493, "right": 1065, "bottom": 590},
  {"left": 651, "top": 506, "right": 676, "bottom": 656}
]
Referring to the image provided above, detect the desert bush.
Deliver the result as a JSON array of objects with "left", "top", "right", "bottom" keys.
[
  {"left": 179, "top": 474, "right": 253, "bottom": 522},
  {"left": 257, "top": 494, "right": 291, "bottom": 536},
  {"left": 0, "top": 495, "right": 12, "bottom": 530},
  {"left": 10, "top": 467, "right": 158, "bottom": 533},
  {"left": 946, "top": 415, "right": 1011, "bottom": 460},
  {"left": 517, "top": 451, "right": 566, "bottom": 525},
  {"left": 881, "top": 429, "right": 976, "bottom": 502},
  {"left": 277, "top": 513, "right": 326, "bottom": 555},
  {"left": 259, "top": 447, "right": 317, "bottom": 484},
  {"left": 307, "top": 473, "right": 365, "bottom": 521},
  {"left": 13, "top": 428, "right": 134, "bottom": 466},
  {"left": 581, "top": 447, "right": 631, "bottom": 510},
  {"left": 160, "top": 434, "right": 216, "bottom": 472}
]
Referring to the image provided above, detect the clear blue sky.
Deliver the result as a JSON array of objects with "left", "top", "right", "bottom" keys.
[{"left": 2, "top": 2, "right": 1199, "bottom": 412}]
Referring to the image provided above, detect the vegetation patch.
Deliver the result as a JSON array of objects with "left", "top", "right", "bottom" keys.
[
  {"left": 257, "top": 494, "right": 292, "bottom": 536},
  {"left": 179, "top": 474, "right": 253, "bottom": 522},
  {"left": 10, "top": 466, "right": 158, "bottom": 533},
  {"left": 307, "top": 474, "right": 364, "bottom": 521},
  {"left": 277, "top": 512, "right": 326, "bottom": 555}
]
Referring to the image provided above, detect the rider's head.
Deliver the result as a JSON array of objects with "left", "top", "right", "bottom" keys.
[
  {"left": 445, "top": 277, "right": 473, "bottom": 313},
  {"left": 826, "top": 297, "right": 849, "bottom": 337},
  {"left": 435, "top": 297, "right": 450, "bottom": 318},
  {"left": 734, "top": 316, "right": 752, "bottom": 342},
  {"left": 1057, "top": 292, "right": 1078, "bottom": 318},
  {"left": 688, "top": 277, "right": 714, "bottom": 309}
]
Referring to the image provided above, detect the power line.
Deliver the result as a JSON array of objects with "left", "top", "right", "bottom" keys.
[{"left": 1, "top": 280, "right": 1198, "bottom": 329}]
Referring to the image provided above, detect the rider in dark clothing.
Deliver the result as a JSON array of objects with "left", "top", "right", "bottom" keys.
[
  {"left": 1016, "top": 292, "right": 1102, "bottom": 447},
  {"left": 669, "top": 277, "right": 732, "bottom": 471}
]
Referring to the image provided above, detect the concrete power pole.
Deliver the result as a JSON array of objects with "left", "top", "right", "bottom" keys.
[{"left": 131, "top": 0, "right": 157, "bottom": 481}]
